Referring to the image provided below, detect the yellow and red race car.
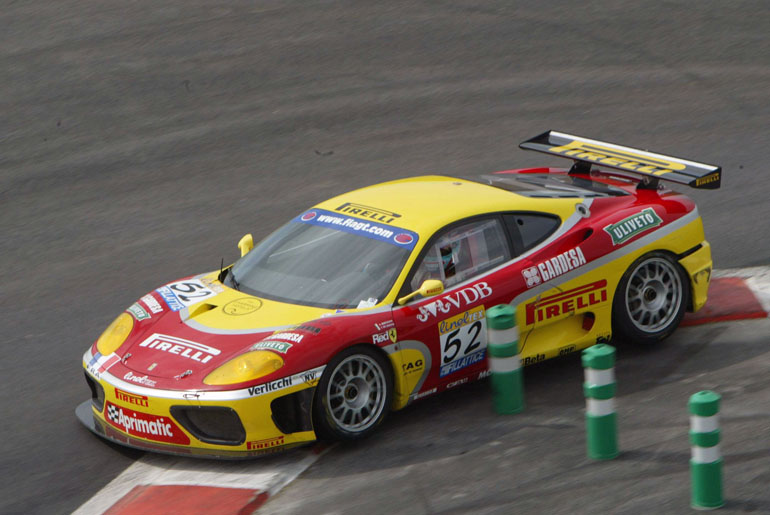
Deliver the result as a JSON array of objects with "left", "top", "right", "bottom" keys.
[{"left": 77, "top": 131, "right": 720, "bottom": 457}]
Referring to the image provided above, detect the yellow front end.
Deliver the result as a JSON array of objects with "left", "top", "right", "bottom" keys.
[{"left": 82, "top": 354, "right": 322, "bottom": 458}]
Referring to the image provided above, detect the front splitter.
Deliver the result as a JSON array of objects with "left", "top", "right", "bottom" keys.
[{"left": 75, "top": 401, "right": 304, "bottom": 460}]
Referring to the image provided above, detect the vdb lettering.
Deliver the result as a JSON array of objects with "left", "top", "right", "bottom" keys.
[{"left": 417, "top": 282, "right": 493, "bottom": 322}]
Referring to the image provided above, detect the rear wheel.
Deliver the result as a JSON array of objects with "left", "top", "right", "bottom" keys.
[
  {"left": 313, "top": 346, "right": 393, "bottom": 441},
  {"left": 612, "top": 252, "right": 689, "bottom": 345}
]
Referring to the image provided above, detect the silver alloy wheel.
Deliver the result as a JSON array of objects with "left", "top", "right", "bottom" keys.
[
  {"left": 325, "top": 354, "right": 387, "bottom": 433},
  {"left": 624, "top": 257, "right": 683, "bottom": 333}
]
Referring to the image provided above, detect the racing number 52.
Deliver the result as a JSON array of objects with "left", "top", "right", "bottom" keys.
[
  {"left": 442, "top": 321, "right": 482, "bottom": 364},
  {"left": 170, "top": 282, "right": 212, "bottom": 303}
]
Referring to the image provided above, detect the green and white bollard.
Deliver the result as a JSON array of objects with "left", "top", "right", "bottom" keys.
[
  {"left": 486, "top": 305, "right": 524, "bottom": 414},
  {"left": 582, "top": 344, "right": 618, "bottom": 460},
  {"left": 689, "top": 390, "right": 724, "bottom": 510}
]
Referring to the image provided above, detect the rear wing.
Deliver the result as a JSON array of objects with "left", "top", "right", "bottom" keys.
[{"left": 520, "top": 131, "right": 721, "bottom": 189}]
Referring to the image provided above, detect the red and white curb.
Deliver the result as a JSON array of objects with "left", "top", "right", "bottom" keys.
[
  {"left": 73, "top": 445, "right": 328, "bottom": 515},
  {"left": 683, "top": 266, "right": 770, "bottom": 325},
  {"left": 73, "top": 266, "right": 769, "bottom": 515}
]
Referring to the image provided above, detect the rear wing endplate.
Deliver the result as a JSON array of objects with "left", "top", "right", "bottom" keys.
[{"left": 520, "top": 131, "right": 721, "bottom": 189}]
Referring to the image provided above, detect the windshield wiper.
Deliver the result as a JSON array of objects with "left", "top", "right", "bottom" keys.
[
  {"left": 218, "top": 259, "right": 240, "bottom": 290},
  {"left": 228, "top": 268, "right": 240, "bottom": 290}
]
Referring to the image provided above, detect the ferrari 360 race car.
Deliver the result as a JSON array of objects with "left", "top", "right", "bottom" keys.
[{"left": 77, "top": 131, "right": 721, "bottom": 457}]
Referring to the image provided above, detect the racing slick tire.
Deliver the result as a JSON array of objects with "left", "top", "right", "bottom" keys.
[
  {"left": 612, "top": 251, "right": 689, "bottom": 345},
  {"left": 313, "top": 345, "right": 393, "bottom": 441}
]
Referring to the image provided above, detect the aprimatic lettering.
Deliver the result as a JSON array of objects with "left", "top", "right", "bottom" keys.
[{"left": 525, "top": 280, "right": 608, "bottom": 325}]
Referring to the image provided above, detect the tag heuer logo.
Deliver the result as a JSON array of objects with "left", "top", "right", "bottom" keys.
[{"left": 604, "top": 208, "right": 663, "bottom": 245}]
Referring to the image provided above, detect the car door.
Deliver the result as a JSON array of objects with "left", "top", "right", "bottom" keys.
[
  {"left": 503, "top": 210, "right": 606, "bottom": 362},
  {"left": 391, "top": 216, "right": 514, "bottom": 396}
]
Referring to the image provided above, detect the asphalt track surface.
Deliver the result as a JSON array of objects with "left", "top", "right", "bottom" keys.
[{"left": 1, "top": 2, "right": 768, "bottom": 514}]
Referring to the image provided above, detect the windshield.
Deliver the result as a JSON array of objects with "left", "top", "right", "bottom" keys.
[{"left": 228, "top": 210, "right": 417, "bottom": 309}]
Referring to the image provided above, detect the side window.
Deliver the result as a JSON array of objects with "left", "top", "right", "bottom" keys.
[
  {"left": 410, "top": 218, "right": 511, "bottom": 291},
  {"left": 504, "top": 213, "right": 560, "bottom": 253}
]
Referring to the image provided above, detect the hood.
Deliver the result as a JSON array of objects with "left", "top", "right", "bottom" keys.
[{"left": 116, "top": 274, "right": 333, "bottom": 383}]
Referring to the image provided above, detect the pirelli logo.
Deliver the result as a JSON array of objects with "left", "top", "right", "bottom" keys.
[
  {"left": 520, "top": 131, "right": 721, "bottom": 189},
  {"left": 696, "top": 173, "right": 720, "bottom": 187},
  {"left": 525, "top": 280, "right": 608, "bottom": 326},
  {"left": 334, "top": 202, "right": 402, "bottom": 224},
  {"left": 114, "top": 388, "right": 149, "bottom": 407},
  {"left": 546, "top": 140, "right": 685, "bottom": 176}
]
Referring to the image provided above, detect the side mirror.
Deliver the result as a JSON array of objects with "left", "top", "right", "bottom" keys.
[
  {"left": 237, "top": 234, "right": 254, "bottom": 257},
  {"left": 397, "top": 279, "right": 444, "bottom": 306}
]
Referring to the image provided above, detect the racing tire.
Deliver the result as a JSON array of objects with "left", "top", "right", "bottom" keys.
[
  {"left": 313, "top": 345, "right": 393, "bottom": 441},
  {"left": 612, "top": 251, "right": 689, "bottom": 345}
]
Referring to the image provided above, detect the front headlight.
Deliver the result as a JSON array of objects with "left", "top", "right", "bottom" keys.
[
  {"left": 203, "top": 350, "right": 284, "bottom": 386},
  {"left": 96, "top": 312, "right": 134, "bottom": 355}
]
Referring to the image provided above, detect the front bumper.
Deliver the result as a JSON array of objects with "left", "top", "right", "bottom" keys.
[{"left": 78, "top": 360, "right": 324, "bottom": 458}]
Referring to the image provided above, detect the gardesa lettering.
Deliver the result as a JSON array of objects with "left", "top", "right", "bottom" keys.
[
  {"left": 270, "top": 332, "right": 303, "bottom": 343},
  {"left": 138, "top": 334, "right": 220, "bottom": 364},
  {"left": 525, "top": 280, "right": 608, "bottom": 325},
  {"left": 416, "top": 282, "right": 492, "bottom": 322},
  {"left": 522, "top": 247, "right": 587, "bottom": 287}
]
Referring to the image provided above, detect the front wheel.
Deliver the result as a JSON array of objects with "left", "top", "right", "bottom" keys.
[
  {"left": 612, "top": 252, "right": 689, "bottom": 345},
  {"left": 313, "top": 346, "right": 393, "bottom": 441}
]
